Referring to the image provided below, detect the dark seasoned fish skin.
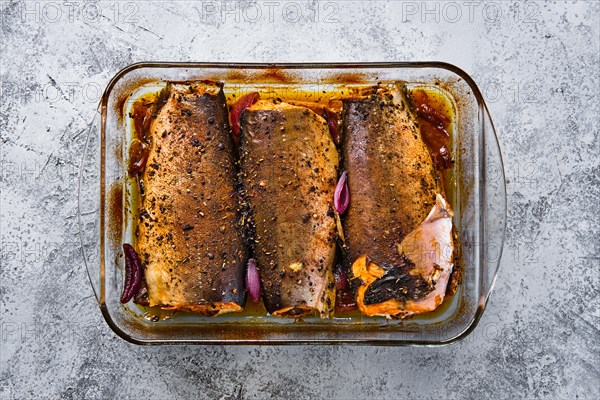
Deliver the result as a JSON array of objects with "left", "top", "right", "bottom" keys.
[
  {"left": 240, "top": 100, "right": 339, "bottom": 317},
  {"left": 342, "top": 87, "right": 440, "bottom": 269},
  {"left": 137, "top": 83, "right": 247, "bottom": 314},
  {"left": 362, "top": 256, "right": 432, "bottom": 305}
]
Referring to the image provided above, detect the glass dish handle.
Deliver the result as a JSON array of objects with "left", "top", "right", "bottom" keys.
[
  {"left": 78, "top": 110, "right": 102, "bottom": 303},
  {"left": 481, "top": 105, "right": 507, "bottom": 306}
]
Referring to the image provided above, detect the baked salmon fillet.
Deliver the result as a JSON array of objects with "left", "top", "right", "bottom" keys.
[
  {"left": 137, "top": 82, "right": 247, "bottom": 316},
  {"left": 342, "top": 85, "right": 454, "bottom": 318},
  {"left": 240, "top": 100, "right": 339, "bottom": 318}
]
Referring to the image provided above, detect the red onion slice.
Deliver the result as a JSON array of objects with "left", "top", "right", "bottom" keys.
[
  {"left": 334, "top": 264, "right": 348, "bottom": 291},
  {"left": 246, "top": 258, "right": 261, "bottom": 303},
  {"left": 334, "top": 171, "right": 350, "bottom": 214},
  {"left": 336, "top": 291, "right": 358, "bottom": 312},
  {"left": 121, "top": 244, "right": 143, "bottom": 303},
  {"left": 415, "top": 103, "right": 451, "bottom": 128},
  {"left": 326, "top": 109, "right": 341, "bottom": 146},
  {"left": 230, "top": 92, "right": 259, "bottom": 144}
]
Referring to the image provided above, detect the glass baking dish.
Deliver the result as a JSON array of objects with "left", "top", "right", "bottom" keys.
[{"left": 78, "top": 62, "right": 506, "bottom": 345}]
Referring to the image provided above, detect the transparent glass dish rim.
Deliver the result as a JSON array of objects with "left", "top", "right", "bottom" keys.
[{"left": 78, "top": 62, "right": 507, "bottom": 345}]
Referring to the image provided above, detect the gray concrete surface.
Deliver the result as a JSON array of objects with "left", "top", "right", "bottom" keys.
[{"left": 1, "top": 1, "right": 598, "bottom": 399}]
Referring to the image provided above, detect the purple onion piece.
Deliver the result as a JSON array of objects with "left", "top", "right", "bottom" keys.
[
  {"left": 334, "top": 264, "right": 348, "bottom": 292},
  {"left": 334, "top": 171, "right": 350, "bottom": 214},
  {"left": 230, "top": 92, "right": 260, "bottom": 144},
  {"left": 326, "top": 109, "right": 341, "bottom": 146},
  {"left": 415, "top": 103, "right": 451, "bottom": 128},
  {"left": 121, "top": 243, "right": 143, "bottom": 303},
  {"left": 246, "top": 258, "right": 261, "bottom": 303}
]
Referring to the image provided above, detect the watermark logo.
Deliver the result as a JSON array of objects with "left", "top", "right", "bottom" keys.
[
  {"left": 8, "top": 1, "right": 140, "bottom": 24},
  {"left": 482, "top": 80, "right": 541, "bottom": 104},
  {"left": 1, "top": 159, "right": 77, "bottom": 185},
  {"left": 197, "top": 1, "right": 340, "bottom": 24},
  {"left": 0, "top": 79, "right": 103, "bottom": 105},
  {"left": 1, "top": 321, "right": 101, "bottom": 344},
  {"left": 1, "top": 241, "right": 81, "bottom": 264},
  {"left": 397, "top": 1, "right": 540, "bottom": 24},
  {"left": 38, "top": 81, "right": 102, "bottom": 104}
]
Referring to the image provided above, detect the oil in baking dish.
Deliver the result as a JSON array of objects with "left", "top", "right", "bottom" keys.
[{"left": 122, "top": 81, "right": 461, "bottom": 324}]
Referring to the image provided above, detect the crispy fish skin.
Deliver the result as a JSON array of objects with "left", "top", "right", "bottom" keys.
[
  {"left": 342, "top": 85, "right": 453, "bottom": 317},
  {"left": 137, "top": 83, "right": 246, "bottom": 315},
  {"left": 240, "top": 100, "right": 338, "bottom": 318}
]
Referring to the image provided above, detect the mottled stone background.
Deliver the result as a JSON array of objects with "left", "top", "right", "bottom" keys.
[{"left": 1, "top": 1, "right": 598, "bottom": 399}]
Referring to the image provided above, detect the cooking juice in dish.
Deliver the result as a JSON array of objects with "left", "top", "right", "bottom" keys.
[{"left": 122, "top": 81, "right": 460, "bottom": 323}]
